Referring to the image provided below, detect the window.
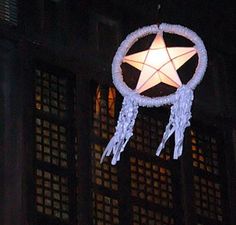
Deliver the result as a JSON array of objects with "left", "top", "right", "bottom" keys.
[
  {"left": 128, "top": 112, "right": 178, "bottom": 224},
  {"left": 92, "top": 192, "right": 119, "bottom": 225},
  {"left": 132, "top": 205, "right": 174, "bottom": 225},
  {"left": 91, "top": 144, "right": 118, "bottom": 191},
  {"left": 36, "top": 169, "right": 69, "bottom": 220},
  {"left": 35, "top": 69, "right": 67, "bottom": 118},
  {"left": 91, "top": 84, "right": 119, "bottom": 224},
  {"left": 91, "top": 83, "right": 180, "bottom": 224},
  {"left": 90, "top": 82, "right": 230, "bottom": 225},
  {"left": 191, "top": 128, "right": 225, "bottom": 224},
  {"left": 193, "top": 175, "right": 223, "bottom": 221},
  {"left": 130, "top": 114, "right": 171, "bottom": 160},
  {"left": 34, "top": 67, "right": 76, "bottom": 223},
  {"left": 0, "top": 0, "right": 17, "bottom": 25},
  {"left": 191, "top": 130, "right": 219, "bottom": 175},
  {"left": 130, "top": 157, "right": 173, "bottom": 208},
  {"left": 35, "top": 118, "right": 68, "bottom": 167}
]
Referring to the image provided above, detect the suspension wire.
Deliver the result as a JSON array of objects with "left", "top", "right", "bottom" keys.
[{"left": 157, "top": 0, "right": 165, "bottom": 26}]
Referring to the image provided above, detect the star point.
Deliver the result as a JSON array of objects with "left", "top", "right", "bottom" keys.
[{"left": 123, "top": 33, "right": 197, "bottom": 93}]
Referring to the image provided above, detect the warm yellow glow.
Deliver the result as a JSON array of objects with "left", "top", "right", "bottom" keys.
[
  {"left": 95, "top": 86, "right": 101, "bottom": 115},
  {"left": 123, "top": 33, "right": 197, "bottom": 93},
  {"left": 108, "top": 87, "right": 116, "bottom": 117}
]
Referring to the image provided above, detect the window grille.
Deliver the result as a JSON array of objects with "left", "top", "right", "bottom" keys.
[
  {"left": 191, "top": 130, "right": 219, "bottom": 175},
  {"left": 132, "top": 205, "right": 174, "bottom": 225},
  {"left": 36, "top": 169, "right": 69, "bottom": 220},
  {"left": 191, "top": 128, "right": 225, "bottom": 224},
  {"left": 130, "top": 114, "right": 171, "bottom": 160},
  {"left": 92, "top": 192, "right": 119, "bottom": 225},
  {"left": 91, "top": 144, "right": 118, "bottom": 191},
  {"left": 193, "top": 175, "right": 223, "bottom": 222},
  {"left": 130, "top": 156, "right": 173, "bottom": 208},
  {"left": 34, "top": 68, "right": 75, "bottom": 223},
  {"left": 91, "top": 85, "right": 119, "bottom": 224},
  {"left": 35, "top": 69, "right": 67, "bottom": 118},
  {"left": 35, "top": 118, "right": 68, "bottom": 168}
]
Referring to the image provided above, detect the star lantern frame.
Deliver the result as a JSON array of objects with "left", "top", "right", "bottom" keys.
[{"left": 101, "top": 23, "right": 207, "bottom": 165}]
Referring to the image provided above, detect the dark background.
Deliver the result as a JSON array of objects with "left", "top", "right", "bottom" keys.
[{"left": 0, "top": 1, "right": 236, "bottom": 225}]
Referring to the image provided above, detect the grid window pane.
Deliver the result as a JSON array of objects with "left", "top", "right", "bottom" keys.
[
  {"left": 34, "top": 68, "right": 74, "bottom": 222},
  {"left": 130, "top": 156, "right": 173, "bottom": 208},
  {"left": 35, "top": 117, "right": 68, "bottom": 167},
  {"left": 193, "top": 175, "right": 223, "bottom": 222},
  {"left": 132, "top": 205, "right": 174, "bottom": 225},
  {"left": 92, "top": 192, "right": 119, "bottom": 225},
  {"left": 93, "top": 86, "right": 115, "bottom": 139},
  {"left": 91, "top": 144, "right": 118, "bottom": 191},
  {"left": 36, "top": 169, "right": 69, "bottom": 220},
  {"left": 35, "top": 69, "right": 67, "bottom": 118},
  {"left": 130, "top": 114, "right": 171, "bottom": 160},
  {"left": 191, "top": 130, "right": 219, "bottom": 175}
]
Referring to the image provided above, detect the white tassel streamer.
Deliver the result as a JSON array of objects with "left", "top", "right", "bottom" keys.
[
  {"left": 100, "top": 95, "right": 139, "bottom": 165},
  {"left": 156, "top": 85, "right": 194, "bottom": 159}
]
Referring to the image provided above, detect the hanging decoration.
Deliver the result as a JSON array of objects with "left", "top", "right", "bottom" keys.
[{"left": 101, "top": 23, "right": 207, "bottom": 165}]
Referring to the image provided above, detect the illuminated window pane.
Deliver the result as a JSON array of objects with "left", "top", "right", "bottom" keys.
[
  {"left": 35, "top": 69, "right": 67, "bottom": 118},
  {"left": 130, "top": 114, "right": 171, "bottom": 159},
  {"left": 92, "top": 192, "right": 119, "bottom": 225},
  {"left": 191, "top": 130, "right": 219, "bottom": 175},
  {"left": 108, "top": 87, "right": 116, "bottom": 117},
  {"left": 35, "top": 118, "right": 68, "bottom": 167},
  {"left": 132, "top": 205, "right": 174, "bottom": 225},
  {"left": 91, "top": 144, "right": 118, "bottom": 191},
  {"left": 34, "top": 68, "right": 76, "bottom": 223},
  {"left": 130, "top": 156, "right": 173, "bottom": 208},
  {"left": 193, "top": 175, "right": 223, "bottom": 222},
  {"left": 93, "top": 86, "right": 115, "bottom": 139},
  {"left": 36, "top": 169, "right": 69, "bottom": 220}
]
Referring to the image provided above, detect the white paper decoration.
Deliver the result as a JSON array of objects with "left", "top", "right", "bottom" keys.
[{"left": 101, "top": 23, "right": 207, "bottom": 165}]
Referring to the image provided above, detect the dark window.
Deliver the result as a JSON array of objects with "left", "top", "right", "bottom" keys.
[
  {"left": 191, "top": 128, "right": 225, "bottom": 224},
  {"left": 0, "top": 0, "right": 17, "bottom": 25},
  {"left": 90, "top": 14, "right": 119, "bottom": 60},
  {"left": 132, "top": 205, "right": 174, "bottom": 225}
]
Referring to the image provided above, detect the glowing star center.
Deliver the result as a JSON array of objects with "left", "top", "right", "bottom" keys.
[{"left": 123, "top": 33, "right": 197, "bottom": 93}]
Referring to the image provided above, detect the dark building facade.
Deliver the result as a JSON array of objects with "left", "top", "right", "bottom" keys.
[{"left": 0, "top": 1, "right": 236, "bottom": 225}]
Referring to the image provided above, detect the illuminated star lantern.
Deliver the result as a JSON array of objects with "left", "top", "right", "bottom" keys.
[
  {"left": 101, "top": 23, "right": 207, "bottom": 165},
  {"left": 123, "top": 33, "right": 197, "bottom": 93}
]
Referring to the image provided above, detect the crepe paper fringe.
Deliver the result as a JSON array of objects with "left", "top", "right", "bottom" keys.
[
  {"left": 100, "top": 95, "right": 139, "bottom": 165},
  {"left": 156, "top": 85, "right": 193, "bottom": 159}
]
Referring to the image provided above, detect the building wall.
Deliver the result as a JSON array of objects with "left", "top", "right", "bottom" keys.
[{"left": 0, "top": 1, "right": 236, "bottom": 225}]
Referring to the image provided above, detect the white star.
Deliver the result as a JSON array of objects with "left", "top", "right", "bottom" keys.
[{"left": 123, "top": 33, "right": 197, "bottom": 93}]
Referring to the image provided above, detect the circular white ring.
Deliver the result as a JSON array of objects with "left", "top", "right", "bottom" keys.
[{"left": 112, "top": 23, "right": 208, "bottom": 107}]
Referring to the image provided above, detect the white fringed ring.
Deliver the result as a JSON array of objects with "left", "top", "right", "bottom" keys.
[{"left": 101, "top": 23, "right": 207, "bottom": 165}]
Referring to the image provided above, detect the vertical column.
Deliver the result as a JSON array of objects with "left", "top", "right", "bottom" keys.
[
  {"left": 0, "top": 39, "right": 28, "bottom": 225},
  {"left": 180, "top": 128, "right": 195, "bottom": 225},
  {"left": 221, "top": 120, "right": 236, "bottom": 225},
  {"left": 76, "top": 75, "right": 93, "bottom": 225}
]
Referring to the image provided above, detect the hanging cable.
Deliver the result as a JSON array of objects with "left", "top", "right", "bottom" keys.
[{"left": 157, "top": 0, "right": 165, "bottom": 25}]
